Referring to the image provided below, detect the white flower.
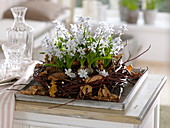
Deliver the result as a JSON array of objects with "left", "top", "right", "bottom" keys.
[
  {"left": 109, "top": 24, "right": 115, "bottom": 33},
  {"left": 100, "top": 48, "right": 106, "bottom": 56},
  {"left": 120, "top": 24, "right": 128, "bottom": 31},
  {"left": 110, "top": 36, "right": 124, "bottom": 54},
  {"left": 99, "top": 39, "right": 109, "bottom": 47},
  {"left": 53, "top": 20, "right": 71, "bottom": 39},
  {"left": 76, "top": 16, "right": 92, "bottom": 31},
  {"left": 70, "top": 24, "right": 78, "bottom": 35},
  {"left": 118, "top": 24, "right": 128, "bottom": 35},
  {"left": 77, "top": 47, "right": 86, "bottom": 56},
  {"left": 94, "top": 23, "right": 115, "bottom": 40},
  {"left": 65, "top": 69, "right": 76, "bottom": 78},
  {"left": 54, "top": 48, "right": 63, "bottom": 59},
  {"left": 42, "top": 37, "right": 56, "bottom": 56},
  {"left": 88, "top": 42, "right": 97, "bottom": 53},
  {"left": 42, "top": 36, "right": 51, "bottom": 47},
  {"left": 78, "top": 69, "right": 88, "bottom": 78},
  {"left": 113, "top": 37, "right": 122, "bottom": 44},
  {"left": 99, "top": 70, "right": 109, "bottom": 77},
  {"left": 65, "top": 39, "right": 78, "bottom": 54}
]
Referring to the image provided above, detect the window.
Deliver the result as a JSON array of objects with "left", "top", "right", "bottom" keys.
[
  {"left": 158, "top": 0, "right": 170, "bottom": 12},
  {"left": 75, "top": 0, "right": 170, "bottom": 12},
  {"left": 75, "top": 0, "right": 110, "bottom": 8}
]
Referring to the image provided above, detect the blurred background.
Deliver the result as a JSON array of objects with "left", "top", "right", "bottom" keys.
[{"left": 0, "top": 0, "right": 169, "bottom": 127}]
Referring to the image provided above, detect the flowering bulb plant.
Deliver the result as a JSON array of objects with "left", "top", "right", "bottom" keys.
[
  {"left": 20, "top": 17, "right": 148, "bottom": 103},
  {"left": 42, "top": 17, "right": 127, "bottom": 78}
]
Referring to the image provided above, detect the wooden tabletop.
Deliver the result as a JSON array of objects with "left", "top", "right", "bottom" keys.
[{"left": 15, "top": 74, "right": 167, "bottom": 124}]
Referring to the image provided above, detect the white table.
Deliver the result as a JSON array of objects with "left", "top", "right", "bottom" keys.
[{"left": 14, "top": 75, "right": 166, "bottom": 128}]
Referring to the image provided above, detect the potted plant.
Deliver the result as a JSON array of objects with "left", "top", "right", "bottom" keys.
[
  {"left": 143, "top": 0, "right": 162, "bottom": 24},
  {"left": 119, "top": 0, "right": 128, "bottom": 21},
  {"left": 19, "top": 17, "right": 148, "bottom": 102},
  {"left": 126, "top": 0, "right": 139, "bottom": 24}
]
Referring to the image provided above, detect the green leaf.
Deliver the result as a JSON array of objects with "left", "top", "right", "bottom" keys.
[
  {"left": 44, "top": 63, "right": 60, "bottom": 68},
  {"left": 53, "top": 57, "right": 65, "bottom": 68},
  {"left": 39, "top": 52, "right": 45, "bottom": 54},
  {"left": 94, "top": 56, "right": 112, "bottom": 62},
  {"left": 88, "top": 56, "right": 112, "bottom": 66},
  {"left": 65, "top": 54, "right": 78, "bottom": 69},
  {"left": 126, "top": 0, "right": 138, "bottom": 10}
]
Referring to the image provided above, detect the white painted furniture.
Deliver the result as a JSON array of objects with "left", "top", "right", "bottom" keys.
[{"left": 14, "top": 75, "right": 166, "bottom": 128}]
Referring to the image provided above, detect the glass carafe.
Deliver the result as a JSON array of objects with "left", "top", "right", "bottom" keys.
[{"left": 7, "top": 7, "right": 34, "bottom": 62}]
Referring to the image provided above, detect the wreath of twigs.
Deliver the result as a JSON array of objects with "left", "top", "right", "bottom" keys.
[
  {"left": 13, "top": 45, "right": 150, "bottom": 108},
  {"left": 7, "top": 45, "right": 150, "bottom": 109}
]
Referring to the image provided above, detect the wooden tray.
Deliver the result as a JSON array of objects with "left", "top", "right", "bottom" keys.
[{"left": 15, "top": 69, "right": 148, "bottom": 111}]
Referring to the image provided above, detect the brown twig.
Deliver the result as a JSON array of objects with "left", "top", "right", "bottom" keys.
[
  {"left": 7, "top": 89, "right": 21, "bottom": 91},
  {"left": 123, "top": 45, "right": 151, "bottom": 64}
]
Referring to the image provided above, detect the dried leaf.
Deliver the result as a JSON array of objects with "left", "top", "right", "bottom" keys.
[
  {"left": 131, "top": 72, "right": 142, "bottom": 79},
  {"left": 72, "top": 59, "right": 80, "bottom": 66},
  {"left": 35, "top": 63, "right": 42, "bottom": 68},
  {"left": 48, "top": 72, "right": 66, "bottom": 81},
  {"left": 19, "top": 85, "right": 38, "bottom": 95},
  {"left": 85, "top": 75, "right": 103, "bottom": 83},
  {"left": 98, "top": 96, "right": 110, "bottom": 101},
  {"left": 79, "top": 85, "right": 92, "bottom": 98},
  {"left": 93, "top": 85, "right": 120, "bottom": 101},
  {"left": 19, "top": 85, "right": 47, "bottom": 96},
  {"left": 98, "top": 85, "right": 111, "bottom": 97},
  {"left": 97, "top": 88, "right": 103, "bottom": 99},
  {"left": 38, "top": 70, "right": 48, "bottom": 77},
  {"left": 45, "top": 54, "right": 50, "bottom": 64},
  {"left": 97, "top": 60, "right": 104, "bottom": 70},
  {"left": 50, "top": 56, "right": 56, "bottom": 64},
  {"left": 46, "top": 67, "right": 58, "bottom": 74},
  {"left": 35, "top": 86, "right": 47, "bottom": 95},
  {"left": 109, "top": 94, "right": 119, "bottom": 101},
  {"left": 113, "top": 53, "right": 123, "bottom": 61},
  {"left": 102, "top": 85, "right": 111, "bottom": 97},
  {"left": 49, "top": 81, "right": 58, "bottom": 97},
  {"left": 126, "top": 65, "right": 133, "bottom": 73}
]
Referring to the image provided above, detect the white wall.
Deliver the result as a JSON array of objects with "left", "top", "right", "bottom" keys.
[
  {"left": 127, "top": 25, "right": 170, "bottom": 63},
  {"left": 127, "top": 13, "right": 170, "bottom": 63}
]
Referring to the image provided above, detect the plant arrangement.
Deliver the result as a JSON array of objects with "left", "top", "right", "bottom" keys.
[
  {"left": 19, "top": 17, "right": 148, "bottom": 102},
  {"left": 119, "top": 0, "right": 128, "bottom": 7},
  {"left": 146, "top": 0, "right": 157, "bottom": 10},
  {"left": 119, "top": 0, "right": 128, "bottom": 21},
  {"left": 119, "top": 0, "right": 139, "bottom": 23},
  {"left": 143, "top": 0, "right": 162, "bottom": 24},
  {"left": 126, "top": 0, "right": 139, "bottom": 11},
  {"left": 145, "top": 0, "right": 162, "bottom": 10}
]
